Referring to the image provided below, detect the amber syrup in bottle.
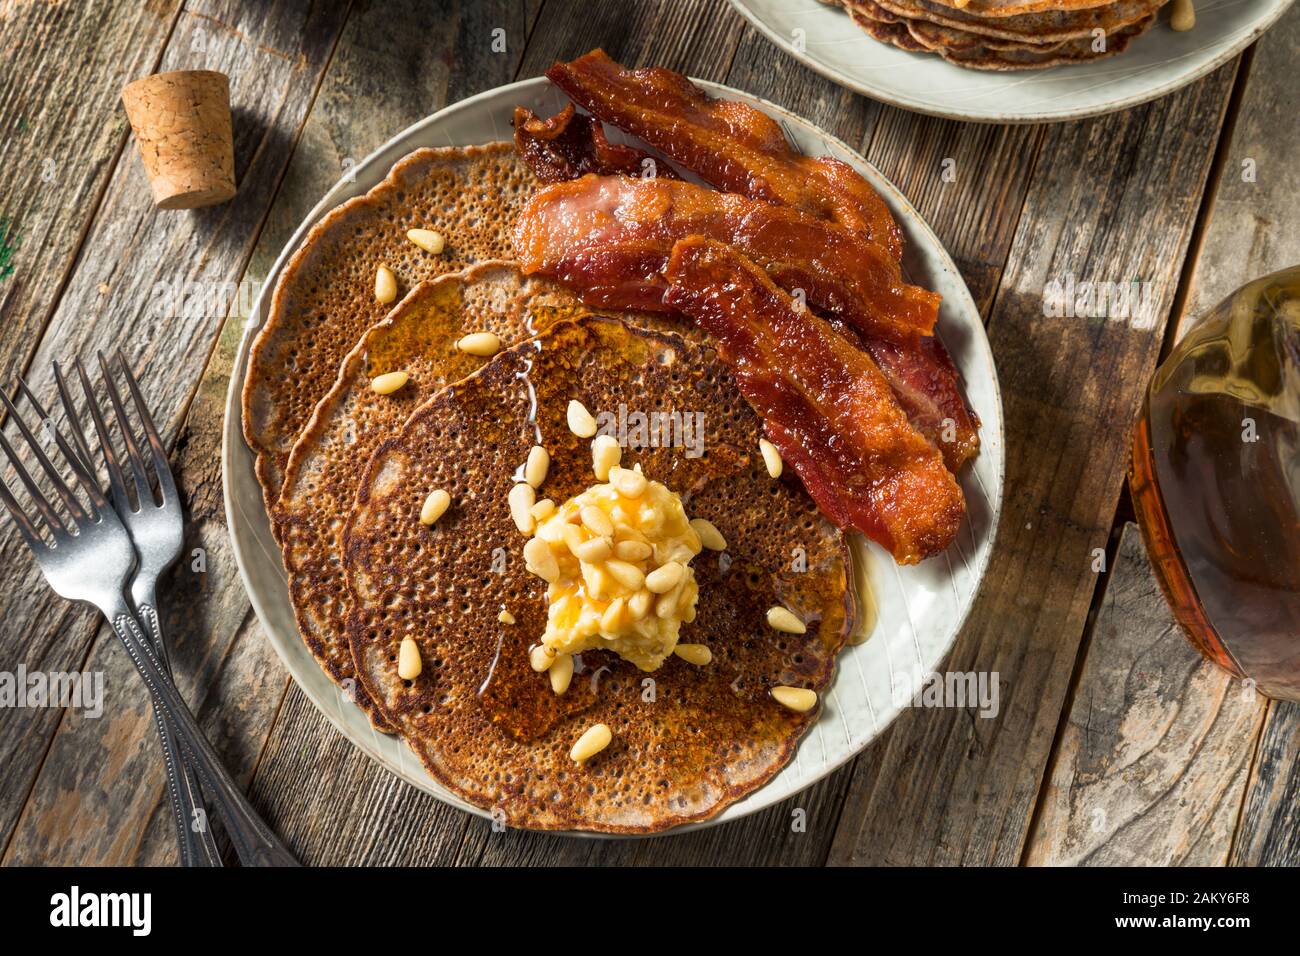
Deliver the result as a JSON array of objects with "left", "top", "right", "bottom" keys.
[{"left": 1130, "top": 267, "right": 1300, "bottom": 701}]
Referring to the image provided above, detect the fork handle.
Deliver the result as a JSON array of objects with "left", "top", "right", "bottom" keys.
[
  {"left": 106, "top": 603, "right": 300, "bottom": 867},
  {"left": 135, "top": 602, "right": 224, "bottom": 867}
]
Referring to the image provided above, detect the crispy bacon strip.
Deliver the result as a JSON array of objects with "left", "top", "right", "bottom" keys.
[
  {"left": 664, "top": 238, "right": 964, "bottom": 563},
  {"left": 514, "top": 174, "right": 939, "bottom": 344},
  {"left": 857, "top": 334, "right": 980, "bottom": 472},
  {"left": 546, "top": 49, "right": 903, "bottom": 260},
  {"left": 513, "top": 105, "right": 678, "bottom": 184}
]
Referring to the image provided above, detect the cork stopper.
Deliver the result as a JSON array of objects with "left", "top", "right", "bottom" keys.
[{"left": 121, "top": 70, "right": 236, "bottom": 210}]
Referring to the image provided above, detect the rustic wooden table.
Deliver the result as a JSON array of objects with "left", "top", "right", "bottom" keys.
[{"left": 1, "top": 0, "right": 1297, "bottom": 867}]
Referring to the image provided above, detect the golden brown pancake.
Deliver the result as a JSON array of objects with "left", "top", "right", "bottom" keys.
[
  {"left": 275, "top": 264, "right": 579, "bottom": 728},
  {"left": 344, "top": 316, "right": 854, "bottom": 832},
  {"left": 243, "top": 144, "right": 535, "bottom": 503},
  {"left": 928, "top": 0, "right": 1130, "bottom": 14},
  {"left": 276, "top": 264, "right": 689, "bottom": 729},
  {"left": 871, "top": 0, "right": 1164, "bottom": 41},
  {"left": 938, "top": 14, "right": 1153, "bottom": 67}
]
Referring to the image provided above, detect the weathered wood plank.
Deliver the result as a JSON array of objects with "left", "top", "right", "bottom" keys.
[
  {"left": 1182, "top": 7, "right": 1300, "bottom": 324},
  {"left": 828, "top": 64, "right": 1239, "bottom": 866},
  {"left": 1231, "top": 701, "right": 1300, "bottom": 866},
  {"left": 1, "top": 0, "right": 352, "bottom": 864},
  {"left": 518, "top": 0, "right": 745, "bottom": 82},
  {"left": 1023, "top": 524, "right": 1264, "bottom": 866},
  {"left": 0, "top": 0, "right": 181, "bottom": 386},
  {"left": 231, "top": 688, "right": 476, "bottom": 866}
]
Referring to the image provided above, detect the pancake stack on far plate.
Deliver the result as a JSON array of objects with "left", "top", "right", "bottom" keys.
[{"left": 824, "top": 0, "right": 1171, "bottom": 69}]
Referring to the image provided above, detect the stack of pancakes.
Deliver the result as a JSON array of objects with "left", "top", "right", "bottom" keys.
[
  {"left": 242, "top": 145, "right": 855, "bottom": 832},
  {"left": 824, "top": 0, "right": 1171, "bottom": 70}
]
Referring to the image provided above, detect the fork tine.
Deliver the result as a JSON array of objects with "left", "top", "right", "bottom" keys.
[
  {"left": 19, "top": 375, "right": 108, "bottom": 519},
  {"left": 52, "top": 362, "right": 98, "bottom": 476},
  {"left": 97, "top": 351, "right": 153, "bottom": 510},
  {"left": 115, "top": 350, "right": 176, "bottom": 502},
  {"left": 0, "top": 427, "right": 67, "bottom": 536},
  {"left": 0, "top": 475, "right": 47, "bottom": 552},
  {"left": 75, "top": 357, "right": 131, "bottom": 515},
  {"left": 0, "top": 385, "right": 89, "bottom": 528}
]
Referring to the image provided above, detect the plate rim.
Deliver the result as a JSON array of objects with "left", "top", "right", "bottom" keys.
[
  {"left": 727, "top": 0, "right": 1296, "bottom": 124},
  {"left": 221, "top": 74, "right": 1005, "bottom": 837}
]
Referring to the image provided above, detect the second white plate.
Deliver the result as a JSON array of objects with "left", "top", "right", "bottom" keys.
[{"left": 730, "top": 0, "right": 1295, "bottom": 123}]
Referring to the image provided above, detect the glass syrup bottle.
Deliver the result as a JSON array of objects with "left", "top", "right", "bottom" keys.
[{"left": 1130, "top": 266, "right": 1300, "bottom": 701}]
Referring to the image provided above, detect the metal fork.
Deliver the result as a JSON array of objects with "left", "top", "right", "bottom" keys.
[
  {"left": 26, "top": 357, "right": 218, "bottom": 867},
  {"left": 0, "top": 363, "right": 298, "bottom": 867}
]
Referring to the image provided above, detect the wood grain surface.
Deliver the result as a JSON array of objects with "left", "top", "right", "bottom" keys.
[
  {"left": 0, "top": 0, "right": 1296, "bottom": 866},
  {"left": 1024, "top": 525, "right": 1264, "bottom": 866}
]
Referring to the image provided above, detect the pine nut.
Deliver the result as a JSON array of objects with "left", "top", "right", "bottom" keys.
[
  {"left": 498, "top": 609, "right": 516, "bottom": 625},
  {"left": 581, "top": 561, "right": 610, "bottom": 600},
  {"left": 766, "top": 605, "right": 807, "bottom": 634},
  {"left": 407, "top": 228, "right": 445, "bottom": 254},
  {"left": 771, "top": 685, "right": 817, "bottom": 713},
  {"left": 572, "top": 535, "right": 612, "bottom": 563},
  {"left": 674, "top": 643, "right": 712, "bottom": 666},
  {"left": 370, "top": 370, "right": 409, "bottom": 395},
  {"left": 397, "top": 637, "right": 422, "bottom": 680},
  {"left": 600, "top": 597, "right": 627, "bottom": 632},
  {"left": 759, "top": 438, "right": 783, "bottom": 478},
  {"left": 530, "top": 498, "right": 556, "bottom": 520},
  {"left": 610, "top": 465, "right": 647, "bottom": 498},
  {"left": 529, "top": 643, "right": 556, "bottom": 672},
  {"left": 567, "top": 399, "right": 597, "bottom": 438},
  {"left": 656, "top": 581, "right": 684, "bottom": 618},
  {"left": 580, "top": 505, "right": 614, "bottom": 537},
  {"left": 375, "top": 264, "right": 397, "bottom": 304},
  {"left": 549, "top": 653, "right": 574, "bottom": 695},
  {"left": 1170, "top": 0, "right": 1195, "bottom": 31},
  {"left": 570, "top": 722, "right": 612, "bottom": 763},
  {"left": 523, "top": 537, "right": 559, "bottom": 583},
  {"left": 508, "top": 483, "right": 536, "bottom": 534},
  {"left": 645, "top": 561, "right": 684, "bottom": 594},
  {"left": 690, "top": 517, "right": 726, "bottom": 551},
  {"left": 604, "top": 558, "right": 645, "bottom": 592},
  {"left": 524, "top": 445, "right": 549, "bottom": 488},
  {"left": 560, "top": 522, "right": 586, "bottom": 554},
  {"left": 628, "top": 588, "right": 653, "bottom": 620},
  {"left": 419, "top": 489, "right": 451, "bottom": 526},
  {"left": 613, "top": 539, "right": 652, "bottom": 562},
  {"left": 591, "top": 434, "right": 621, "bottom": 480},
  {"left": 456, "top": 331, "right": 500, "bottom": 357}
]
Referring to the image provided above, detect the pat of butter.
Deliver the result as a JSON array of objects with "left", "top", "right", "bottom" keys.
[{"left": 529, "top": 467, "right": 702, "bottom": 671}]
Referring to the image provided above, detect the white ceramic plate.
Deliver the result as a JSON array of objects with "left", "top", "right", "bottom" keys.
[
  {"left": 729, "top": 0, "right": 1295, "bottom": 123},
  {"left": 222, "top": 77, "right": 1005, "bottom": 835}
]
